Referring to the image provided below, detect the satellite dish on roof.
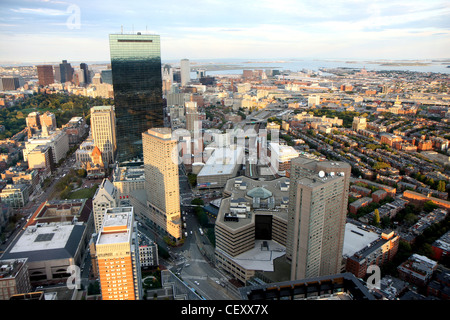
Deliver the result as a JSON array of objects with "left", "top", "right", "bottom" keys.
[
  {"left": 318, "top": 171, "right": 325, "bottom": 178},
  {"left": 330, "top": 172, "right": 335, "bottom": 176},
  {"left": 341, "top": 172, "right": 345, "bottom": 176}
]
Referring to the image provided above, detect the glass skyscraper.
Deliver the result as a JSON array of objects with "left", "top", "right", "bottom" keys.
[{"left": 109, "top": 33, "right": 165, "bottom": 163}]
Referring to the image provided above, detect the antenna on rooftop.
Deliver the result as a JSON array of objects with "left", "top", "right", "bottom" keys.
[{"left": 121, "top": 25, "right": 123, "bottom": 34}]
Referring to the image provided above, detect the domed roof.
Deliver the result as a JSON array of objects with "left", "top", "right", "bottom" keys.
[{"left": 246, "top": 187, "right": 272, "bottom": 199}]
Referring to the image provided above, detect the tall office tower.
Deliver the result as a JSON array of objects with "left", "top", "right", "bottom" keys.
[
  {"left": 54, "top": 65, "right": 61, "bottom": 82},
  {"left": 80, "top": 63, "right": 90, "bottom": 84},
  {"left": 36, "top": 65, "right": 54, "bottom": 86},
  {"left": 101, "top": 69, "right": 113, "bottom": 85},
  {"left": 90, "top": 105, "right": 117, "bottom": 165},
  {"left": 286, "top": 156, "right": 351, "bottom": 281},
  {"left": 180, "top": 58, "right": 190, "bottom": 87},
  {"left": 59, "top": 60, "right": 74, "bottom": 83},
  {"left": 185, "top": 101, "right": 200, "bottom": 135},
  {"left": 109, "top": 33, "right": 165, "bottom": 163},
  {"left": 142, "top": 128, "right": 182, "bottom": 241},
  {"left": 186, "top": 111, "right": 201, "bottom": 134},
  {"left": 96, "top": 207, "right": 143, "bottom": 300},
  {"left": 0, "top": 77, "right": 20, "bottom": 91}
]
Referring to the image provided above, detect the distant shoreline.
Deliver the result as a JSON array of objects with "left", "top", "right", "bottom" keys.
[{"left": 378, "top": 62, "right": 432, "bottom": 67}]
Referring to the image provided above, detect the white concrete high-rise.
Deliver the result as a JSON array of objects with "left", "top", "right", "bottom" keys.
[{"left": 180, "top": 59, "right": 190, "bottom": 87}]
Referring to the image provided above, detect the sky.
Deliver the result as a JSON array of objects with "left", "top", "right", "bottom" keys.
[{"left": 0, "top": 0, "right": 449, "bottom": 63}]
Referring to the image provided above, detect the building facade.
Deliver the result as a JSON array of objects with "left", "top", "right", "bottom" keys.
[
  {"left": 142, "top": 128, "right": 182, "bottom": 241},
  {"left": 0, "top": 184, "right": 30, "bottom": 209},
  {"left": 214, "top": 176, "right": 291, "bottom": 283},
  {"left": 0, "top": 259, "right": 31, "bottom": 300},
  {"left": 36, "top": 65, "right": 54, "bottom": 87},
  {"left": 180, "top": 59, "right": 190, "bottom": 87},
  {"left": 96, "top": 207, "right": 142, "bottom": 300},
  {"left": 286, "top": 156, "right": 351, "bottom": 281},
  {"left": 109, "top": 33, "right": 164, "bottom": 162},
  {"left": 90, "top": 105, "right": 117, "bottom": 165},
  {"left": 23, "top": 129, "right": 69, "bottom": 164},
  {"left": 92, "top": 178, "right": 118, "bottom": 233}
]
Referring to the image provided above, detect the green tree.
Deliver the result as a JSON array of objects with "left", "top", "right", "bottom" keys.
[
  {"left": 187, "top": 173, "right": 197, "bottom": 187},
  {"left": 373, "top": 209, "right": 380, "bottom": 225},
  {"left": 191, "top": 198, "right": 204, "bottom": 206},
  {"left": 437, "top": 180, "right": 446, "bottom": 193},
  {"left": 77, "top": 169, "right": 87, "bottom": 178},
  {"left": 372, "top": 161, "right": 390, "bottom": 170},
  {"left": 423, "top": 200, "right": 439, "bottom": 213},
  {"left": 404, "top": 213, "right": 418, "bottom": 226}
]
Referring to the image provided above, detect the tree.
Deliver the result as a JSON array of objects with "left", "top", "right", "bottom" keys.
[
  {"left": 191, "top": 198, "right": 204, "bottom": 206},
  {"left": 372, "top": 161, "right": 390, "bottom": 170},
  {"left": 423, "top": 200, "right": 439, "bottom": 213},
  {"left": 404, "top": 213, "right": 418, "bottom": 226},
  {"left": 187, "top": 173, "right": 197, "bottom": 187},
  {"left": 373, "top": 209, "right": 380, "bottom": 225},
  {"left": 77, "top": 168, "right": 87, "bottom": 178},
  {"left": 437, "top": 180, "right": 446, "bottom": 193}
]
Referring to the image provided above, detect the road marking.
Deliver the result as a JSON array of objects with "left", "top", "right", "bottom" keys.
[
  {"left": 188, "top": 259, "right": 209, "bottom": 263},
  {"left": 183, "top": 275, "right": 207, "bottom": 280}
]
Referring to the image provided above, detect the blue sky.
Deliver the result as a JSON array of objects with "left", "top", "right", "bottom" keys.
[{"left": 0, "top": 0, "right": 449, "bottom": 63}]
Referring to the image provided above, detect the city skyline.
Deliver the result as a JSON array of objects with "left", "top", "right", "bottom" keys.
[{"left": 1, "top": 0, "right": 449, "bottom": 63}]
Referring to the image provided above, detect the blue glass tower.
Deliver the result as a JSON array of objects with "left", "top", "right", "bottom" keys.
[{"left": 109, "top": 33, "right": 165, "bottom": 163}]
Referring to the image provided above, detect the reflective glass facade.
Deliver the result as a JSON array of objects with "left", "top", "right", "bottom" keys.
[{"left": 109, "top": 33, "right": 164, "bottom": 162}]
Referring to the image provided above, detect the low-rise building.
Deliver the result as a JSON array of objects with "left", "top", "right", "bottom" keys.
[
  {"left": 269, "top": 143, "right": 299, "bottom": 177},
  {"left": 349, "top": 197, "right": 373, "bottom": 215},
  {"left": 62, "top": 116, "right": 87, "bottom": 147},
  {"left": 197, "top": 145, "right": 244, "bottom": 189},
  {"left": 139, "top": 241, "right": 159, "bottom": 268},
  {"left": 1, "top": 222, "right": 88, "bottom": 286},
  {"left": 112, "top": 163, "right": 146, "bottom": 198},
  {"left": 431, "top": 230, "right": 450, "bottom": 261},
  {"left": 0, "top": 258, "right": 31, "bottom": 300},
  {"left": 23, "top": 129, "right": 69, "bottom": 165},
  {"left": 0, "top": 184, "right": 30, "bottom": 208},
  {"left": 343, "top": 223, "right": 399, "bottom": 278},
  {"left": 397, "top": 254, "right": 438, "bottom": 287}
]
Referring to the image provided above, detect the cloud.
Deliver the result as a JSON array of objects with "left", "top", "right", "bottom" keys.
[
  {"left": 1, "top": 0, "right": 449, "bottom": 61},
  {"left": 10, "top": 7, "right": 68, "bottom": 16}
]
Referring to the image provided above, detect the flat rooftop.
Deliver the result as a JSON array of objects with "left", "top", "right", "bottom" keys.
[
  {"left": 10, "top": 224, "right": 75, "bottom": 253},
  {"left": 97, "top": 207, "right": 133, "bottom": 245},
  {"left": 198, "top": 146, "right": 244, "bottom": 177},
  {"left": 343, "top": 223, "right": 380, "bottom": 258},
  {"left": 221, "top": 240, "right": 286, "bottom": 272},
  {"left": 97, "top": 231, "right": 130, "bottom": 245},
  {"left": 1, "top": 223, "right": 85, "bottom": 262}
]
